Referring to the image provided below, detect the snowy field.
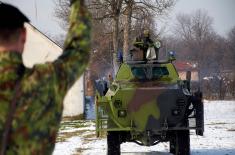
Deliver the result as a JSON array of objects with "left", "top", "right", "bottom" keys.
[{"left": 53, "top": 100, "right": 235, "bottom": 155}]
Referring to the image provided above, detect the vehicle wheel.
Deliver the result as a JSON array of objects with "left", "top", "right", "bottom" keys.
[
  {"left": 170, "top": 130, "right": 190, "bottom": 155},
  {"left": 107, "top": 131, "right": 120, "bottom": 155}
]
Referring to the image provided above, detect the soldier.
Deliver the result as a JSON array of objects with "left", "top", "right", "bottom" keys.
[
  {"left": 0, "top": 1, "right": 91, "bottom": 155},
  {"left": 133, "top": 29, "right": 160, "bottom": 61}
]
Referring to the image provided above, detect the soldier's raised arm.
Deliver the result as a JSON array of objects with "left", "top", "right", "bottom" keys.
[
  {"left": 54, "top": 0, "right": 91, "bottom": 89},
  {"left": 0, "top": 1, "right": 91, "bottom": 154}
]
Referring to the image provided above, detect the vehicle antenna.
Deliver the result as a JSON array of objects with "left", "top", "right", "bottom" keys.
[{"left": 34, "top": 0, "right": 38, "bottom": 21}]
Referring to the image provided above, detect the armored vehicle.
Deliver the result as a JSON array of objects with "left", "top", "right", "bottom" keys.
[{"left": 95, "top": 48, "right": 204, "bottom": 155}]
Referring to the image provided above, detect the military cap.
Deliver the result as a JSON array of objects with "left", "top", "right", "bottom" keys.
[{"left": 0, "top": 2, "right": 29, "bottom": 28}]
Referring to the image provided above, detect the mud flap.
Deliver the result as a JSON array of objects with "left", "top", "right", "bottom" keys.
[
  {"left": 170, "top": 130, "right": 190, "bottom": 155},
  {"left": 194, "top": 91, "right": 204, "bottom": 136},
  {"left": 107, "top": 131, "right": 121, "bottom": 155}
]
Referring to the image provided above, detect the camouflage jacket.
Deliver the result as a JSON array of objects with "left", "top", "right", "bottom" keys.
[
  {"left": 133, "top": 36, "right": 154, "bottom": 51},
  {"left": 0, "top": 1, "right": 91, "bottom": 155}
]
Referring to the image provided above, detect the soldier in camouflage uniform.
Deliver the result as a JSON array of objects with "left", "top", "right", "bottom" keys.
[
  {"left": 133, "top": 30, "right": 160, "bottom": 60},
  {"left": 0, "top": 1, "right": 91, "bottom": 154}
]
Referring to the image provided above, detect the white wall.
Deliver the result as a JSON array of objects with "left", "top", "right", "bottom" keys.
[
  {"left": 23, "top": 24, "right": 62, "bottom": 68},
  {"left": 23, "top": 23, "right": 84, "bottom": 117},
  {"left": 178, "top": 71, "right": 199, "bottom": 81},
  {"left": 63, "top": 75, "right": 84, "bottom": 117}
]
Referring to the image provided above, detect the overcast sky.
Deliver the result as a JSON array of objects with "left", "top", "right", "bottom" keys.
[
  {"left": 2, "top": 0, "right": 235, "bottom": 38},
  {"left": 167, "top": 0, "right": 235, "bottom": 36},
  {"left": 1, "top": 0, "right": 63, "bottom": 37}
]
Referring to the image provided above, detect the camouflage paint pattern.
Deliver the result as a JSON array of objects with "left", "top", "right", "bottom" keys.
[
  {"left": 96, "top": 62, "right": 192, "bottom": 144},
  {"left": 0, "top": 1, "right": 91, "bottom": 154}
]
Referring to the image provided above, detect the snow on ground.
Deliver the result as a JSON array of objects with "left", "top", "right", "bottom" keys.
[
  {"left": 53, "top": 100, "right": 235, "bottom": 155},
  {"left": 53, "top": 137, "right": 82, "bottom": 155}
]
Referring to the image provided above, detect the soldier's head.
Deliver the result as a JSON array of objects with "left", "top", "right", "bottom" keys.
[
  {"left": 0, "top": 3, "right": 29, "bottom": 53},
  {"left": 143, "top": 29, "right": 150, "bottom": 38}
]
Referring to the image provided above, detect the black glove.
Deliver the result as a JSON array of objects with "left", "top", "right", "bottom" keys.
[{"left": 70, "top": 0, "right": 77, "bottom": 5}]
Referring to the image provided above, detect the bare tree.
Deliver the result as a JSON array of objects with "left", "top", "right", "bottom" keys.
[
  {"left": 122, "top": 0, "right": 175, "bottom": 60},
  {"left": 54, "top": 0, "right": 70, "bottom": 31},
  {"left": 88, "top": 0, "right": 124, "bottom": 54},
  {"left": 123, "top": 0, "right": 134, "bottom": 60},
  {"left": 54, "top": 0, "right": 175, "bottom": 75},
  {"left": 85, "top": 0, "right": 124, "bottom": 73},
  {"left": 228, "top": 26, "right": 235, "bottom": 68},
  {"left": 174, "top": 9, "right": 214, "bottom": 79},
  {"left": 227, "top": 26, "right": 235, "bottom": 98},
  {"left": 228, "top": 26, "right": 235, "bottom": 46}
]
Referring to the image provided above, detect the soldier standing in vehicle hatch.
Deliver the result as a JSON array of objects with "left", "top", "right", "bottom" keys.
[
  {"left": 0, "top": 1, "right": 91, "bottom": 154},
  {"left": 134, "top": 29, "right": 161, "bottom": 61}
]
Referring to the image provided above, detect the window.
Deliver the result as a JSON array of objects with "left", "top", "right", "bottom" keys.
[
  {"left": 131, "top": 66, "right": 169, "bottom": 80},
  {"left": 131, "top": 67, "right": 146, "bottom": 80},
  {"left": 152, "top": 67, "right": 169, "bottom": 78}
]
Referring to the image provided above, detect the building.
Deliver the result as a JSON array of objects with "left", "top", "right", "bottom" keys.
[
  {"left": 174, "top": 61, "right": 199, "bottom": 81},
  {"left": 23, "top": 23, "right": 84, "bottom": 117}
]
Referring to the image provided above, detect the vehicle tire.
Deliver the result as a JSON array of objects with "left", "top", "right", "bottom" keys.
[
  {"left": 170, "top": 130, "right": 190, "bottom": 155},
  {"left": 107, "top": 131, "right": 120, "bottom": 155}
]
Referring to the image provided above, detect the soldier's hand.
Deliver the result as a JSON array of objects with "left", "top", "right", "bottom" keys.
[
  {"left": 70, "top": 0, "right": 85, "bottom": 7},
  {"left": 70, "top": 0, "right": 77, "bottom": 5}
]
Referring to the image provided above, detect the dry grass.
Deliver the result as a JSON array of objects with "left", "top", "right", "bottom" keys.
[
  {"left": 56, "top": 119, "right": 96, "bottom": 142},
  {"left": 62, "top": 114, "right": 84, "bottom": 121}
]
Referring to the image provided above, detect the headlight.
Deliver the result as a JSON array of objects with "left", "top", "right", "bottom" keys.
[
  {"left": 118, "top": 110, "right": 127, "bottom": 117},
  {"left": 172, "top": 109, "right": 181, "bottom": 116}
]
